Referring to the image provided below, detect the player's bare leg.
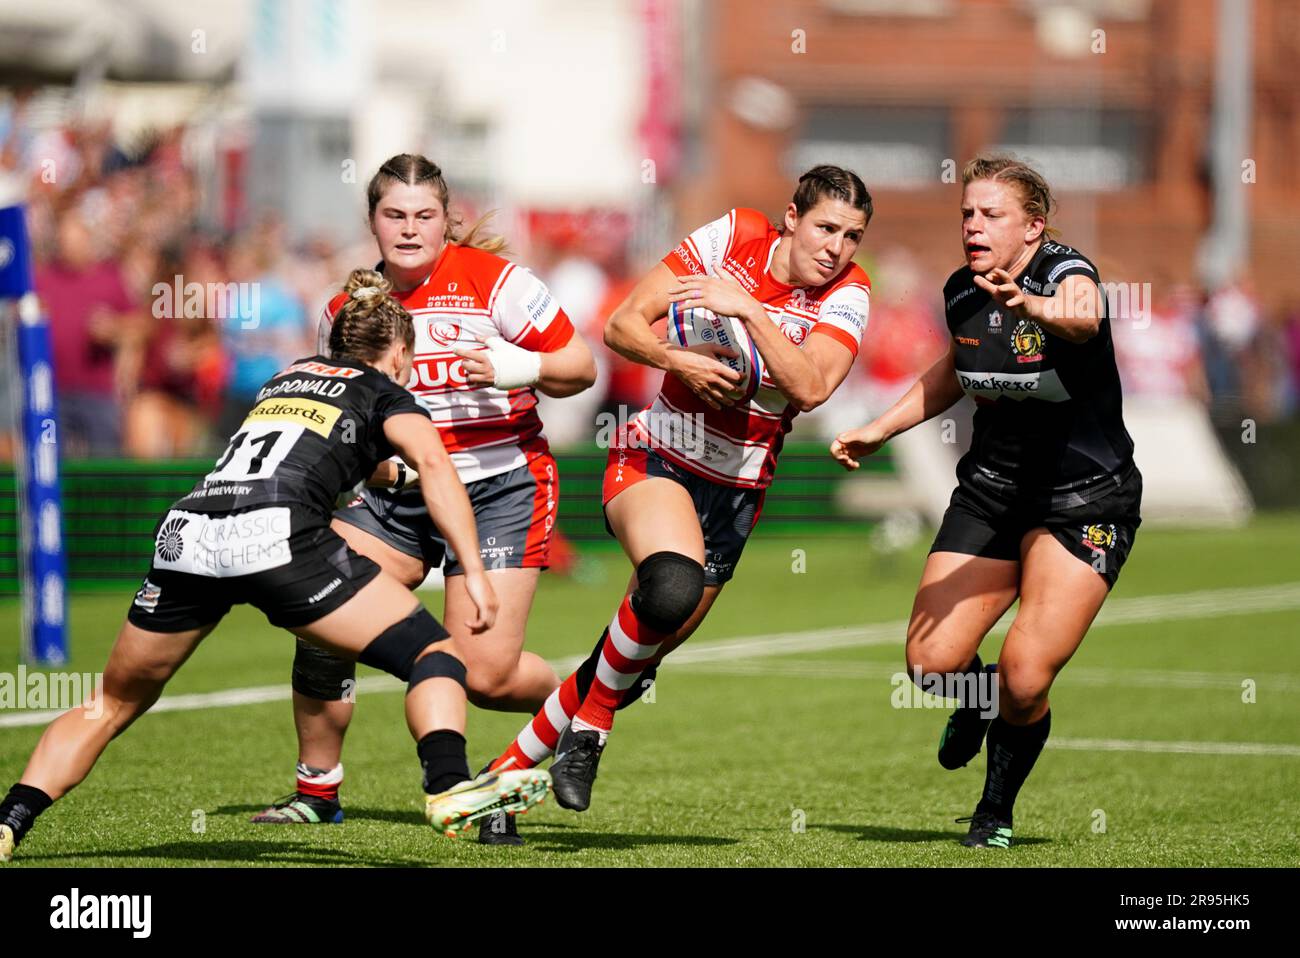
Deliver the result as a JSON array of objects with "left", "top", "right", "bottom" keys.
[
  {"left": 905, "top": 551, "right": 1019, "bottom": 774},
  {"left": 539, "top": 478, "right": 705, "bottom": 810},
  {"left": 957, "top": 529, "right": 1108, "bottom": 849},
  {"left": 444, "top": 567, "right": 559, "bottom": 712},
  {"left": 255, "top": 519, "right": 429, "bottom": 823},
  {"left": 291, "top": 572, "right": 548, "bottom": 836},
  {"left": 0, "top": 619, "right": 213, "bottom": 860}
]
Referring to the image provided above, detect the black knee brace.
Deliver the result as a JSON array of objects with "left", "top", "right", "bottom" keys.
[
  {"left": 407, "top": 650, "right": 466, "bottom": 694},
  {"left": 292, "top": 638, "right": 357, "bottom": 701},
  {"left": 358, "top": 606, "right": 450, "bottom": 682},
  {"left": 630, "top": 551, "right": 705, "bottom": 634}
]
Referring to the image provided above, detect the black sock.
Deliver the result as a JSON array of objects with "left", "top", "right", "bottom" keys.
[
  {"left": 1, "top": 783, "right": 54, "bottom": 845},
  {"left": 575, "top": 628, "right": 657, "bottom": 710},
  {"left": 574, "top": 629, "right": 607, "bottom": 699},
  {"left": 977, "top": 710, "right": 1051, "bottom": 825},
  {"left": 418, "top": 730, "right": 470, "bottom": 795}
]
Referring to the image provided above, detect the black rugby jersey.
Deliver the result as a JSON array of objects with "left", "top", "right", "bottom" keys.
[
  {"left": 175, "top": 355, "right": 428, "bottom": 519},
  {"left": 943, "top": 240, "right": 1135, "bottom": 492}
]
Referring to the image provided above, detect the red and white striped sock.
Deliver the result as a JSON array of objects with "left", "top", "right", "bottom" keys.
[
  {"left": 489, "top": 672, "right": 583, "bottom": 772},
  {"left": 296, "top": 762, "right": 343, "bottom": 802},
  {"left": 572, "top": 596, "right": 666, "bottom": 734}
]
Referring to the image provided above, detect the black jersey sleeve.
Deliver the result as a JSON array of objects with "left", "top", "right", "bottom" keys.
[
  {"left": 367, "top": 375, "right": 431, "bottom": 459},
  {"left": 942, "top": 266, "right": 978, "bottom": 332},
  {"left": 1035, "top": 242, "right": 1101, "bottom": 292},
  {"left": 373, "top": 376, "right": 430, "bottom": 423}
]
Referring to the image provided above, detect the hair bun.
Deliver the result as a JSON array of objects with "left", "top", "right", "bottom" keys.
[{"left": 351, "top": 285, "right": 382, "bottom": 301}]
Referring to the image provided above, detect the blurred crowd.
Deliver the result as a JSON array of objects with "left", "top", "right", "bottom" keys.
[{"left": 4, "top": 102, "right": 1300, "bottom": 461}]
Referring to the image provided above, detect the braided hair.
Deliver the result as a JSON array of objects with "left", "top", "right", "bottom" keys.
[{"left": 328, "top": 268, "right": 415, "bottom": 363}]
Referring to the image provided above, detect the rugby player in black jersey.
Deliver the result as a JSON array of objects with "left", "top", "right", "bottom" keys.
[
  {"left": 832, "top": 154, "right": 1141, "bottom": 848},
  {"left": 0, "top": 269, "right": 550, "bottom": 862}
]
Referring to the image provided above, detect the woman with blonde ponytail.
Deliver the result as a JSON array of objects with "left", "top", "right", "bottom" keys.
[
  {"left": 0, "top": 267, "right": 553, "bottom": 862},
  {"left": 252, "top": 154, "right": 597, "bottom": 844},
  {"left": 832, "top": 153, "right": 1141, "bottom": 849}
]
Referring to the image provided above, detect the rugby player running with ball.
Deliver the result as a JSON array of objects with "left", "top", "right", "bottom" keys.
[{"left": 483, "top": 167, "right": 874, "bottom": 832}]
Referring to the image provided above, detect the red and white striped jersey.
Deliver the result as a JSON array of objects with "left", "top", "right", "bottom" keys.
[
  {"left": 631, "top": 207, "right": 871, "bottom": 488},
  {"left": 320, "top": 243, "right": 574, "bottom": 482}
]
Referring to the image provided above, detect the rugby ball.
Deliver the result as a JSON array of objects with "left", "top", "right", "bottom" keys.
[{"left": 666, "top": 301, "right": 764, "bottom": 403}]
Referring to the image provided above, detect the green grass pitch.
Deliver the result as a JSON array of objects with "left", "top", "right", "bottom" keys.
[{"left": 1, "top": 515, "right": 1298, "bottom": 867}]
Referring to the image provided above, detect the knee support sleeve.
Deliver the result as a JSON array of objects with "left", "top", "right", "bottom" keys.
[
  {"left": 358, "top": 606, "right": 450, "bottom": 682},
  {"left": 292, "top": 638, "right": 357, "bottom": 700},
  {"left": 630, "top": 551, "right": 705, "bottom": 634},
  {"left": 407, "top": 650, "right": 467, "bottom": 694}
]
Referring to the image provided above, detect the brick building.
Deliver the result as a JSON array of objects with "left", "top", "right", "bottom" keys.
[{"left": 673, "top": 0, "right": 1300, "bottom": 309}]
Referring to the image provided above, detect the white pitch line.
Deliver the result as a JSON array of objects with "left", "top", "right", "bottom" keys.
[
  {"left": 1049, "top": 737, "right": 1300, "bottom": 758},
  {"left": 673, "top": 658, "right": 1300, "bottom": 693},
  {"left": 1, "top": 580, "right": 1299, "bottom": 732}
]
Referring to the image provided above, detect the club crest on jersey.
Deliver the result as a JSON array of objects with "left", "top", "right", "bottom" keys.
[
  {"left": 1011, "top": 319, "right": 1044, "bottom": 363},
  {"left": 780, "top": 321, "right": 807, "bottom": 345},
  {"left": 427, "top": 319, "right": 461, "bottom": 348},
  {"left": 1082, "top": 523, "right": 1117, "bottom": 553},
  {"left": 986, "top": 310, "right": 1003, "bottom": 331}
]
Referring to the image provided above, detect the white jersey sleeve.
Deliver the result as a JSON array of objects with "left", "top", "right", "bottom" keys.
[
  {"left": 665, "top": 209, "right": 736, "bottom": 277},
  {"left": 812, "top": 282, "right": 870, "bottom": 356},
  {"left": 490, "top": 264, "right": 575, "bottom": 352}
]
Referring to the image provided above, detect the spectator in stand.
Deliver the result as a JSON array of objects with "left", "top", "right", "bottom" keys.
[
  {"left": 35, "top": 205, "right": 144, "bottom": 456},
  {"left": 1240, "top": 310, "right": 1295, "bottom": 424},
  {"left": 1283, "top": 301, "right": 1300, "bottom": 415},
  {"left": 1196, "top": 277, "right": 1260, "bottom": 413},
  {"left": 216, "top": 222, "right": 312, "bottom": 438},
  {"left": 123, "top": 244, "right": 224, "bottom": 458},
  {"left": 1112, "top": 278, "right": 1208, "bottom": 403}
]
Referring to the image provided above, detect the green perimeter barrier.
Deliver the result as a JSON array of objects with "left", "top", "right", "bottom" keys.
[{"left": 0, "top": 441, "right": 895, "bottom": 594}]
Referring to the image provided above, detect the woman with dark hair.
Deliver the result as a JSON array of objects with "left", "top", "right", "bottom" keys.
[
  {"left": 484, "top": 166, "right": 875, "bottom": 826},
  {"left": 0, "top": 268, "right": 551, "bottom": 862},
  {"left": 251, "top": 155, "right": 596, "bottom": 837},
  {"left": 832, "top": 154, "right": 1142, "bottom": 848}
]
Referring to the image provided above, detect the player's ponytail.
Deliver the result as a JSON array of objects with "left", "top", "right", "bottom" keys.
[
  {"left": 366, "top": 153, "right": 508, "bottom": 255},
  {"left": 962, "top": 153, "right": 1060, "bottom": 240},
  {"left": 329, "top": 268, "right": 415, "bottom": 363}
]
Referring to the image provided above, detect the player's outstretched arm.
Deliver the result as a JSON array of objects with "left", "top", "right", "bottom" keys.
[
  {"left": 831, "top": 342, "right": 962, "bottom": 470},
  {"left": 383, "top": 413, "right": 498, "bottom": 632}
]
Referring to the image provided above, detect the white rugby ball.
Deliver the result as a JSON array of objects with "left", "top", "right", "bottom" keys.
[{"left": 666, "top": 301, "right": 763, "bottom": 403}]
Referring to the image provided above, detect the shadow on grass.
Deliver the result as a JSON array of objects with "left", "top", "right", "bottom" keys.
[
  {"left": 20, "top": 840, "right": 428, "bottom": 868},
  {"left": 811, "top": 823, "right": 1052, "bottom": 847},
  {"left": 213, "top": 803, "right": 425, "bottom": 826},
  {"left": 513, "top": 822, "right": 739, "bottom": 854}
]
